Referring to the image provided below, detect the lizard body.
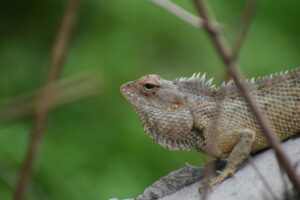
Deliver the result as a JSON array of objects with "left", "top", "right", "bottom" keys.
[{"left": 120, "top": 68, "right": 300, "bottom": 187}]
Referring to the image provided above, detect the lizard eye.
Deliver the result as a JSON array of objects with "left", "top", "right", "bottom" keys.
[{"left": 143, "top": 83, "right": 157, "bottom": 91}]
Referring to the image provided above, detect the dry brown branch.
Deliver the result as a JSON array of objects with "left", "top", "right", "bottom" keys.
[
  {"left": 232, "top": 0, "right": 258, "bottom": 60},
  {"left": 199, "top": 159, "right": 214, "bottom": 200},
  {"left": 150, "top": 0, "right": 203, "bottom": 28},
  {"left": 192, "top": 0, "right": 300, "bottom": 194},
  {"left": 13, "top": 0, "right": 80, "bottom": 199},
  {"left": 0, "top": 72, "right": 101, "bottom": 126}
]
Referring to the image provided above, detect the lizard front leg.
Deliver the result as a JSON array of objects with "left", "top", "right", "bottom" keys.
[{"left": 199, "top": 128, "right": 255, "bottom": 191}]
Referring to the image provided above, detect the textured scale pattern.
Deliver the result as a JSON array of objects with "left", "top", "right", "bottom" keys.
[
  {"left": 121, "top": 68, "right": 300, "bottom": 187},
  {"left": 212, "top": 69, "right": 300, "bottom": 155}
]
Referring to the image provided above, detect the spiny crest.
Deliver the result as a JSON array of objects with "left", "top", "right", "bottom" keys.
[
  {"left": 174, "top": 73, "right": 216, "bottom": 95},
  {"left": 253, "top": 69, "right": 290, "bottom": 83},
  {"left": 218, "top": 68, "right": 297, "bottom": 90},
  {"left": 173, "top": 67, "right": 299, "bottom": 93},
  {"left": 243, "top": 68, "right": 298, "bottom": 86}
]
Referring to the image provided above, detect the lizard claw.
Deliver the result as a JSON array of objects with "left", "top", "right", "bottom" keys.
[{"left": 198, "top": 168, "right": 235, "bottom": 193}]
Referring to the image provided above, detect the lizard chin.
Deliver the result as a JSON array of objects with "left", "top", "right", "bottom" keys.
[{"left": 136, "top": 107, "right": 199, "bottom": 151}]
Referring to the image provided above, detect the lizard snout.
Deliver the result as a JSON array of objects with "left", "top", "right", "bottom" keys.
[{"left": 120, "top": 81, "right": 135, "bottom": 95}]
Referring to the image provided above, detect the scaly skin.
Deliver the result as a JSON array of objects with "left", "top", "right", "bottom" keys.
[{"left": 120, "top": 68, "right": 300, "bottom": 189}]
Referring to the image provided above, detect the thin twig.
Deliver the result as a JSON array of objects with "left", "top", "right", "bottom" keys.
[
  {"left": 279, "top": 161, "right": 291, "bottom": 200},
  {"left": 193, "top": 0, "right": 300, "bottom": 194},
  {"left": 13, "top": 0, "right": 80, "bottom": 199},
  {"left": 199, "top": 157, "right": 214, "bottom": 200},
  {"left": 151, "top": 0, "right": 203, "bottom": 28},
  {"left": 232, "top": 0, "right": 258, "bottom": 60},
  {"left": 0, "top": 72, "right": 101, "bottom": 126},
  {"left": 248, "top": 156, "right": 279, "bottom": 200}
]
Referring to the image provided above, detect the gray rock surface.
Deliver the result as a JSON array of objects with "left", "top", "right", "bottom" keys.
[
  {"left": 163, "top": 138, "right": 300, "bottom": 200},
  {"left": 113, "top": 137, "right": 300, "bottom": 200}
]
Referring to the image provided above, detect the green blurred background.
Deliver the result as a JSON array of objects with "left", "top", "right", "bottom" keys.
[{"left": 0, "top": 0, "right": 300, "bottom": 199}]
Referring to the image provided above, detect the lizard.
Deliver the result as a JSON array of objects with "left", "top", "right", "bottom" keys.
[{"left": 120, "top": 68, "right": 300, "bottom": 189}]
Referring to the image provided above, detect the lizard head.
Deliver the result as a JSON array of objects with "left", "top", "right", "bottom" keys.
[{"left": 121, "top": 74, "right": 195, "bottom": 151}]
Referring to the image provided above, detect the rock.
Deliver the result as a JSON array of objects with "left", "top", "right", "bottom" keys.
[{"left": 114, "top": 137, "right": 300, "bottom": 200}]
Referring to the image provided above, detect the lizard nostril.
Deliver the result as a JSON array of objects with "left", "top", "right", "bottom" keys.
[{"left": 121, "top": 83, "right": 129, "bottom": 93}]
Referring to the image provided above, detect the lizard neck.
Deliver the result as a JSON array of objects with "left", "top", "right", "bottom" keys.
[
  {"left": 188, "top": 94, "right": 217, "bottom": 131},
  {"left": 187, "top": 94, "right": 218, "bottom": 152}
]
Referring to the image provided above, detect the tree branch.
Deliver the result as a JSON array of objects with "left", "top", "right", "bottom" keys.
[
  {"left": 13, "top": 0, "right": 80, "bottom": 199},
  {"left": 232, "top": 0, "right": 258, "bottom": 60},
  {"left": 0, "top": 72, "right": 101, "bottom": 126},
  {"left": 150, "top": 0, "right": 203, "bottom": 28}
]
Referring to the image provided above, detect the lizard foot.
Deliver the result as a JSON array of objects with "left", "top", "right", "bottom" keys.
[{"left": 198, "top": 168, "right": 235, "bottom": 193}]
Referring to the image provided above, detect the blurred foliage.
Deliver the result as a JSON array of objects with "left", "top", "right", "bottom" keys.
[{"left": 0, "top": 0, "right": 300, "bottom": 199}]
